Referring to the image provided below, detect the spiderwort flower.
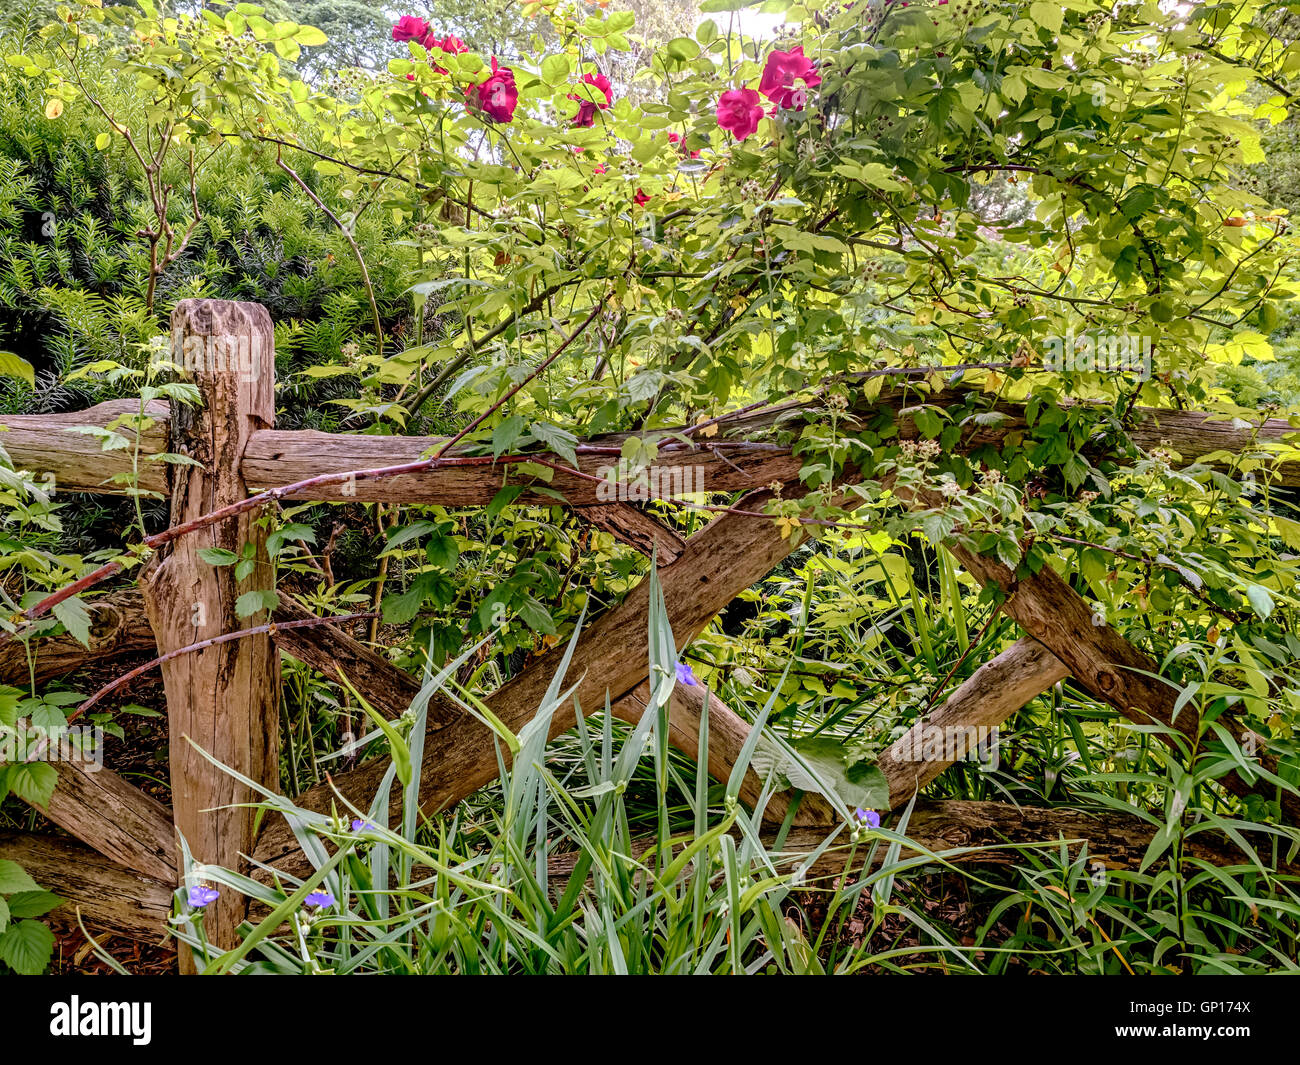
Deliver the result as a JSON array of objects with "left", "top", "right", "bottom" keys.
[
  {"left": 758, "top": 46, "right": 822, "bottom": 111},
  {"left": 187, "top": 884, "right": 219, "bottom": 909},
  {"left": 675, "top": 661, "right": 698, "bottom": 686},
  {"left": 854, "top": 808, "right": 881, "bottom": 829},
  {"left": 305, "top": 890, "right": 336, "bottom": 908},
  {"left": 716, "top": 88, "right": 766, "bottom": 141},
  {"left": 351, "top": 818, "right": 376, "bottom": 832}
]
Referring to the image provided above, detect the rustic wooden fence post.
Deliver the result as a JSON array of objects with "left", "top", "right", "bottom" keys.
[{"left": 141, "top": 299, "right": 279, "bottom": 971}]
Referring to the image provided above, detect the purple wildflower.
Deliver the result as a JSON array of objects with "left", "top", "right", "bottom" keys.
[
  {"left": 305, "top": 890, "right": 336, "bottom": 908},
  {"left": 351, "top": 818, "right": 377, "bottom": 832},
  {"left": 854, "top": 808, "right": 881, "bottom": 829},
  {"left": 187, "top": 884, "right": 219, "bottom": 909},
  {"left": 675, "top": 662, "right": 699, "bottom": 686}
]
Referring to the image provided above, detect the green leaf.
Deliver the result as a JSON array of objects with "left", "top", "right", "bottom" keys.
[
  {"left": 540, "top": 53, "right": 570, "bottom": 86},
  {"left": 5, "top": 763, "right": 56, "bottom": 807},
  {"left": 6, "top": 890, "right": 62, "bottom": 918},
  {"left": 198, "top": 547, "right": 240, "bottom": 566},
  {"left": 516, "top": 596, "right": 557, "bottom": 635},
  {"left": 1245, "top": 584, "right": 1275, "bottom": 619},
  {"left": 0, "top": 919, "right": 55, "bottom": 974},
  {"left": 0, "top": 860, "right": 39, "bottom": 894},
  {"left": 51, "top": 596, "right": 93, "bottom": 648},
  {"left": 0, "top": 351, "right": 34, "bottom": 388},
  {"left": 235, "top": 589, "right": 279, "bottom": 619}
]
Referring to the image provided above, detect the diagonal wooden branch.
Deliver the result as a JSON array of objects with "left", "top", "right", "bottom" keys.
[
  {"left": 880, "top": 637, "right": 1068, "bottom": 809},
  {"left": 903, "top": 489, "right": 1300, "bottom": 823},
  {"left": 253, "top": 483, "right": 825, "bottom": 873}
]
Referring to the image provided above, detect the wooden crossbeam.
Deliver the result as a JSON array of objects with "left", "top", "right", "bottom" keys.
[
  {"left": 0, "top": 587, "right": 157, "bottom": 685},
  {"left": 574, "top": 504, "right": 687, "bottom": 562},
  {"left": 899, "top": 493, "right": 1300, "bottom": 823},
  {"left": 545, "top": 799, "right": 1300, "bottom": 884},
  {"left": 0, "top": 400, "right": 170, "bottom": 496},
  {"left": 0, "top": 832, "right": 174, "bottom": 943},
  {"left": 5, "top": 392, "right": 1292, "bottom": 508},
  {"left": 880, "top": 637, "right": 1068, "bottom": 808}
]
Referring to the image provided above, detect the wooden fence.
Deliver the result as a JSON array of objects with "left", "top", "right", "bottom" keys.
[{"left": 2, "top": 298, "right": 1297, "bottom": 971}]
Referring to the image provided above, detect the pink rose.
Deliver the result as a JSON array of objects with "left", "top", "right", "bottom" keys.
[
  {"left": 392, "top": 16, "right": 430, "bottom": 43},
  {"left": 569, "top": 72, "right": 613, "bottom": 127},
  {"left": 758, "top": 46, "right": 821, "bottom": 110},
  {"left": 634, "top": 188, "right": 650, "bottom": 206},
  {"left": 716, "top": 88, "right": 766, "bottom": 141},
  {"left": 467, "top": 58, "right": 518, "bottom": 123}
]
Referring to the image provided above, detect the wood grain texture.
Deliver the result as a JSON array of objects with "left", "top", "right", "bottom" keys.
[
  {"left": 0, "top": 400, "right": 169, "bottom": 496},
  {"left": 881, "top": 637, "right": 1068, "bottom": 808},
  {"left": 0, "top": 832, "right": 174, "bottom": 943},
  {"left": 575, "top": 504, "right": 687, "bottom": 561},
  {"left": 0, "top": 586, "right": 156, "bottom": 686},
  {"left": 140, "top": 299, "right": 280, "bottom": 965},
  {"left": 34, "top": 762, "right": 177, "bottom": 884}
]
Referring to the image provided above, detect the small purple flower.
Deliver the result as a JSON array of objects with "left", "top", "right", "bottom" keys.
[
  {"left": 187, "top": 884, "right": 219, "bottom": 909},
  {"left": 351, "top": 818, "right": 376, "bottom": 832},
  {"left": 305, "top": 890, "right": 336, "bottom": 908},
  {"left": 854, "top": 808, "right": 881, "bottom": 829},
  {"left": 675, "top": 662, "right": 699, "bottom": 686}
]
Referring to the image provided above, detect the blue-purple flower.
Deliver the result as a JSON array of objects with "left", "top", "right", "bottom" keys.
[
  {"left": 187, "top": 884, "right": 219, "bottom": 909},
  {"left": 305, "top": 890, "right": 336, "bottom": 909},
  {"left": 675, "top": 662, "right": 699, "bottom": 686},
  {"left": 351, "top": 818, "right": 377, "bottom": 832},
  {"left": 854, "top": 808, "right": 881, "bottom": 829}
]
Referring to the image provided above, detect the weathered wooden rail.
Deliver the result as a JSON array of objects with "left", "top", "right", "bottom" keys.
[{"left": 1, "top": 298, "right": 1297, "bottom": 970}]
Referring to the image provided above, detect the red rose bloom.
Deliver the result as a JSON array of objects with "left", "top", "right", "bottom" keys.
[
  {"left": 758, "top": 46, "right": 822, "bottom": 110},
  {"left": 392, "top": 16, "right": 430, "bottom": 43},
  {"left": 716, "top": 88, "right": 766, "bottom": 141},
  {"left": 634, "top": 188, "right": 650, "bottom": 206},
  {"left": 570, "top": 72, "right": 613, "bottom": 127},
  {"left": 467, "top": 58, "right": 518, "bottom": 123}
]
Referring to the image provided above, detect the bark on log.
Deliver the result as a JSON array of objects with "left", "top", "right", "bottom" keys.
[
  {"left": 0, "top": 587, "right": 156, "bottom": 686},
  {"left": 880, "top": 637, "right": 1069, "bottom": 808},
  {"left": 140, "top": 299, "right": 280, "bottom": 968},
  {"left": 544, "top": 799, "right": 1300, "bottom": 886},
  {"left": 575, "top": 504, "right": 687, "bottom": 562},
  {"left": 9, "top": 389, "right": 1293, "bottom": 509},
  {"left": 0, "top": 400, "right": 170, "bottom": 496},
  {"left": 0, "top": 832, "right": 174, "bottom": 943},
  {"left": 34, "top": 763, "right": 177, "bottom": 884}
]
